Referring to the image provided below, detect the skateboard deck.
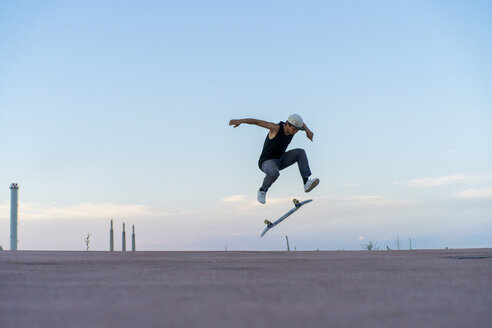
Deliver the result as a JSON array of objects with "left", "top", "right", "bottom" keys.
[{"left": 260, "top": 198, "right": 313, "bottom": 237}]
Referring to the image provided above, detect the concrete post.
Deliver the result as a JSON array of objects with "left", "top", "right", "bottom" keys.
[
  {"left": 132, "top": 225, "right": 136, "bottom": 252},
  {"left": 122, "top": 223, "right": 126, "bottom": 251},
  {"left": 110, "top": 220, "right": 114, "bottom": 251}
]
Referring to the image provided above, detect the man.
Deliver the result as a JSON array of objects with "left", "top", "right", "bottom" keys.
[{"left": 229, "top": 114, "right": 320, "bottom": 204}]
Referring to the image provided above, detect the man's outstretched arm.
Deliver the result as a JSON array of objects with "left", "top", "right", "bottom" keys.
[{"left": 229, "top": 118, "right": 278, "bottom": 131}]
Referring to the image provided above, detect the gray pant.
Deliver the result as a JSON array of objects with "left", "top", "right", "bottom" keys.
[{"left": 260, "top": 148, "right": 311, "bottom": 192}]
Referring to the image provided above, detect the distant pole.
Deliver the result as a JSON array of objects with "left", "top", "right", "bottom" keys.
[
  {"left": 10, "top": 183, "right": 19, "bottom": 251},
  {"left": 131, "top": 225, "right": 136, "bottom": 252},
  {"left": 285, "top": 236, "right": 290, "bottom": 251},
  {"left": 110, "top": 220, "right": 114, "bottom": 251},
  {"left": 122, "top": 223, "right": 126, "bottom": 251}
]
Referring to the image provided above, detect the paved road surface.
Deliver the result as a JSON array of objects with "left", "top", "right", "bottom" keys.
[{"left": 1, "top": 249, "right": 491, "bottom": 328}]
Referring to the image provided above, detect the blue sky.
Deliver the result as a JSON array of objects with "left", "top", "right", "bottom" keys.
[{"left": 1, "top": 0, "right": 491, "bottom": 250}]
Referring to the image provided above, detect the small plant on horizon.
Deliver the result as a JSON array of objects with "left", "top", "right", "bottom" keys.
[
  {"left": 409, "top": 238, "right": 412, "bottom": 250},
  {"left": 84, "top": 232, "right": 91, "bottom": 251},
  {"left": 0, "top": 245, "right": 3, "bottom": 251},
  {"left": 386, "top": 245, "right": 391, "bottom": 251},
  {"left": 362, "top": 240, "right": 379, "bottom": 251},
  {"left": 396, "top": 235, "right": 401, "bottom": 250}
]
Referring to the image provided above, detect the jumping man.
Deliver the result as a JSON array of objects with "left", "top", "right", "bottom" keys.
[{"left": 229, "top": 114, "right": 320, "bottom": 204}]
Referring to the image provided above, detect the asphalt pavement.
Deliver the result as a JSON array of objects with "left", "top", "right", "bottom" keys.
[{"left": 1, "top": 249, "right": 491, "bottom": 328}]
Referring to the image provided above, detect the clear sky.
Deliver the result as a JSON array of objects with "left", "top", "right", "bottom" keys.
[{"left": 1, "top": 0, "right": 491, "bottom": 251}]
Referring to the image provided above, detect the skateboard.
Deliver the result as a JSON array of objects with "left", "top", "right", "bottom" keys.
[{"left": 260, "top": 198, "right": 313, "bottom": 237}]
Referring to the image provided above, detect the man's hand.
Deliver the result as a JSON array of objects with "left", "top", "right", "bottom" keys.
[
  {"left": 302, "top": 123, "right": 313, "bottom": 141},
  {"left": 229, "top": 119, "right": 241, "bottom": 128},
  {"left": 306, "top": 130, "right": 314, "bottom": 141}
]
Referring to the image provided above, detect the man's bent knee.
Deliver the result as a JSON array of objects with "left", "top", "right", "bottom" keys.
[
  {"left": 266, "top": 170, "right": 280, "bottom": 180},
  {"left": 294, "top": 148, "right": 306, "bottom": 156}
]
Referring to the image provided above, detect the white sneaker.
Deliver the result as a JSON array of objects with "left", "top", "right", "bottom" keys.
[
  {"left": 257, "top": 189, "right": 266, "bottom": 204},
  {"left": 304, "top": 178, "right": 320, "bottom": 192}
]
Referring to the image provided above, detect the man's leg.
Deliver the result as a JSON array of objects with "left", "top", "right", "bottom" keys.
[
  {"left": 260, "top": 159, "right": 281, "bottom": 192},
  {"left": 279, "top": 148, "right": 319, "bottom": 192},
  {"left": 278, "top": 149, "right": 312, "bottom": 183}
]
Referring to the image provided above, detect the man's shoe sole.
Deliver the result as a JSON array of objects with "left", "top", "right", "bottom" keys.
[{"left": 305, "top": 178, "right": 320, "bottom": 192}]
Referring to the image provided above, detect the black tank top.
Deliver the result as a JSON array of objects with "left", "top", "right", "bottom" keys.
[{"left": 258, "top": 121, "right": 294, "bottom": 168}]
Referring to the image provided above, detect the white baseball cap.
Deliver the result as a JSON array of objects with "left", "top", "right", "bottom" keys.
[{"left": 287, "top": 114, "right": 305, "bottom": 130}]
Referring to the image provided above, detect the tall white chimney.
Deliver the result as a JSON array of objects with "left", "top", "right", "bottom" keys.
[{"left": 10, "top": 183, "right": 19, "bottom": 251}]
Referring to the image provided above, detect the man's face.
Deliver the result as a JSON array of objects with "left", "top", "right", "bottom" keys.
[{"left": 286, "top": 122, "right": 299, "bottom": 135}]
